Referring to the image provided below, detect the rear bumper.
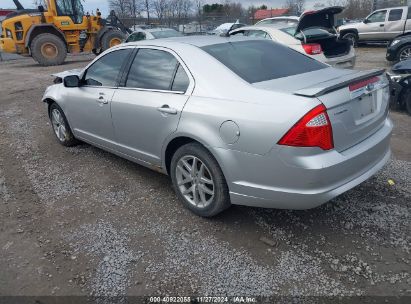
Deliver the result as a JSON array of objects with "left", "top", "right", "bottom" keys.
[
  {"left": 324, "top": 48, "right": 356, "bottom": 68},
  {"left": 213, "top": 118, "right": 392, "bottom": 209}
]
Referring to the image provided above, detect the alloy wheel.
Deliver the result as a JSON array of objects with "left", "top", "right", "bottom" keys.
[
  {"left": 175, "top": 155, "right": 215, "bottom": 208},
  {"left": 399, "top": 47, "right": 411, "bottom": 61},
  {"left": 51, "top": 108, "right": 68, "bottom": 142}
]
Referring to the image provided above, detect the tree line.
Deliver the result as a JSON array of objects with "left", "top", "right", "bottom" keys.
[{"left": 108, "top": 0, "right": 310, "bottom": 26}]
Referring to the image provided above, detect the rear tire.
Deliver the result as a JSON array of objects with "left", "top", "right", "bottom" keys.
[
  {"left": 170, "top": 143, "right": 231, "bottom": 217},
  {"left": 30, "top": 33, "right": 67, "bottom": 66},
  {"left": 342, "top": 32, "right": 358, "bottom": 48},
  {"left": 49, "top": 103, "right": 79, "bottom": 147},
  {"left": 100, "top": 30, "right": 125, "bottom": 51}
]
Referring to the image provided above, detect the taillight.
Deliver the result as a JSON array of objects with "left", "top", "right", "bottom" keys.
[
  {"left": 349, "top": 76, "right": 379, "bottom": 91},
  {"left": 302, "top": 43, "right": 322, "bottom": 55},
  {"left": 278, "top": 104, "right": 334, "bottom": 150}
]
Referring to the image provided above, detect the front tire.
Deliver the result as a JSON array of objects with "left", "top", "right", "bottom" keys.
[
  {"left": 170, "top": 143, "right": 231, "bottom": 217},
  {"left": 397, "top": 45, "right": 411, "bottom": 62},
  {"left": 342, "top": 32, "right": 358, "bottom": 48},
  {"left": 49, "top": 103, "right": 79, "bottom": 146},
  {"left": 30, "top": 33, "right": 67, "bottom": 66}
]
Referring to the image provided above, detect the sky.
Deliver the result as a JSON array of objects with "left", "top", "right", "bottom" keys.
[{"left": 2, "top": 0, "right": 325, "bottom": 17}]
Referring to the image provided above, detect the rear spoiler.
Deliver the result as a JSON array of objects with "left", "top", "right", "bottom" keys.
[{"left": 294, "top": 69, "right": 386, "bottom": 97}]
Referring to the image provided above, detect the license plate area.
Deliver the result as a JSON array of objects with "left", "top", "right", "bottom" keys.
[{"left": 356, "top": 93, "right": 375, "bottom": 118}]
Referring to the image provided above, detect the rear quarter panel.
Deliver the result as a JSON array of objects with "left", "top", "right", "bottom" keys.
[{"left": 176, "top": 92, "right": 320, "bottom": 156}]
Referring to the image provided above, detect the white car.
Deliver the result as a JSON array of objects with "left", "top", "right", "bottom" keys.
[
  {"left": 255, "top": 16, "right": 299, "bottom": 26},
  {"left": 125, "top": 28, "right": 183, "bottom": 42},
  {"left": 208, "top": 22, "right": 246, "bottom": 36},
  {"left": 230, "top": 7, "right": 356, "bottom": 68}
]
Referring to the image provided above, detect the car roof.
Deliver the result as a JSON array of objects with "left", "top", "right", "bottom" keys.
[
  {"left": 375, "top": 6, "right": 408, "bottom": 10},
  {"left": 122, "top": 35, "right": 256, "bottom": 48}
]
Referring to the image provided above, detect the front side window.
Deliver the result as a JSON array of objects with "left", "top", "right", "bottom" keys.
[
  {"left": 388, "top": 9, "right": 403, "bottom": 22},
  {"left": 367, "top": 10, "right": 387, "bottom": 23},
  {"left": 56, "top": 0, "right": 84, "bottom": 23},
  {"left": 126, "top": 49, "right": 179, "bottom": 91},
  {"left": 202, "top": 40, "right": 326, "bottom": 84},
  {"left": 84, "top": 49, "right": 131, "bottom": 87}
]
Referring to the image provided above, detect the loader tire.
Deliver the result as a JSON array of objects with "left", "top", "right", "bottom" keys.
[
  {"left": 30, "top": 33, "right": 67, "bottom": 66},
  {"left": 100, "top": 30, "right": 125, "bottom": 51}
]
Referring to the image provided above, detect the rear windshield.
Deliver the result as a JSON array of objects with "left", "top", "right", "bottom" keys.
[{"left": 201, "top": 40, "right": 326, "bottom": 83}]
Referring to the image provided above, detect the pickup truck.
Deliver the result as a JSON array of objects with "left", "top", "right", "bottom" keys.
[{"left": 338, "top": 6, "right": 411, "bottom": 45}]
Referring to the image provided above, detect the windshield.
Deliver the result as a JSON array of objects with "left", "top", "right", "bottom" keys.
[
  {"left": 151, "top": 29, "right": 183, "bottom": 39},
  {"left": 56, "top": 0, "right": 84, "bottom": 24},
  {"left": 201, "top": 40, "right": 326, "bottom": 83}
]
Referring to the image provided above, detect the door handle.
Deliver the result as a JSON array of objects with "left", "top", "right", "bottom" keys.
[
  {"left": 379, "top": 24, "right": 384, "bottom": 27},
  {"left": 157, "top": 105, "right": 177, "bottom": 115}
]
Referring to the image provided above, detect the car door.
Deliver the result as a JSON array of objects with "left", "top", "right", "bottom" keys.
[
  {"left": 358, "top": 10, "right": 387, "bottom": 40},
  {"left": 110, "top": 47, "right": 193, "bottom": 165},
  {"left": 385, "top": 8, "right": 405, "bottom": 40},
  {"left": 65, "top": 48, "right": 133, "bottom": 149}
]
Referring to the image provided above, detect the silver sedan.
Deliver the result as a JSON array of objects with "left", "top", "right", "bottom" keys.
[{"left": 42, "top": 36, "right": 392, "bottom": 217}]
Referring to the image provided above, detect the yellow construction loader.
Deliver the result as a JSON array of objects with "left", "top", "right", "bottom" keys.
[{"left": 0, "top": 0, "right": 131, "bottom": 66}]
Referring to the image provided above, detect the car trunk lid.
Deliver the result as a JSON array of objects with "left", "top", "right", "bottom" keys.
[
  {"left": 295, "top": 6, "right": 344, "bottom": 33},
  {"left": 294, "top": 7, "right": 351, "bottom": 58},
  {"left": 253, "top": 68, "right": 390, "bottom": 152}
]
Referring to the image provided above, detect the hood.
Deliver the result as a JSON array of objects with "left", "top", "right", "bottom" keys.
[
  {"left": 295, "top": 6, "right": 344, "bottom": 33},
  {"left": 51, "top": 68, "right": 83, "bottom": 79}
]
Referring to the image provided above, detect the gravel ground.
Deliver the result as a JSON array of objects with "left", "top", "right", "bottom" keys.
[{"left": 0, "top": 48, "right": 410, "bottom": 300}]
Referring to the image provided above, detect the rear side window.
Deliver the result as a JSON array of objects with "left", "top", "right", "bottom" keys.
[
  {"left": 201, "top": 40, "right": 326, "bottom": 84},
  {"left": 84, "top": 49, "right": 131, "bottom": 86},
  {"left": 126, "top": 49, "right": 185, "bottom": 91},
  {"left": 388, "top": 9, "right": 403, "bottom": 21},
  {"left": 172, "top": 65, "right": 190, "bottom": 92}
]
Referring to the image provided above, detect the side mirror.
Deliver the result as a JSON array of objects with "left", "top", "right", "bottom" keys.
[
  {"left": 64, "top": 75, "right": 80, "bottom": 87},
  {"left": 363, "top": 19, "right": 369, "bottom": 24},
  {"left": 38, "top": 5, "right": 45, "bottom": 13}
]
